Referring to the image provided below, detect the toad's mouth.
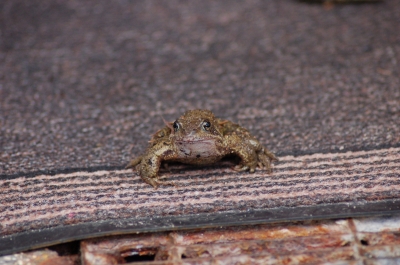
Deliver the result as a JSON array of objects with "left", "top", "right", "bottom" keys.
[
  {"left": 176, "top": 139, "right": 214, "bottom": 144},
  {"left": 175, "top": 138, "right": 221, "bottom": 158},
  {"left": 174, "top": 135, "right": 221, "bottom": 143}
]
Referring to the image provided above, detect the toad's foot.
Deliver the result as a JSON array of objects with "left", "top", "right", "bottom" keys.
[
  {"left": 232, "top": 148, "right": 277, "bottom": 174},
  {"left": 125, "top": 157, "right": 168, "bottom": 188},
  {"left": 256, "top": 149, "right": 278, "bottom": 173},
  {"left": 233, "top": 164, "right": 256, "bottom": 173},
  {"left": 138, "top": 160, "right": 177, "bottom": 188},
  {"left": 232, "top": 150, "right": 258, "bottom": 172},
  {"left": 141, "top": 175, "right": 177, "bottom": 189}
]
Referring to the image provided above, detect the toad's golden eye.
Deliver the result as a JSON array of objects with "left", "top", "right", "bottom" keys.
[
  {"left": 173, "top": 121, "right": 180, "bottom": 132},
  {"left": 202, "top": 120, "right": 211, "bottom": 131}
]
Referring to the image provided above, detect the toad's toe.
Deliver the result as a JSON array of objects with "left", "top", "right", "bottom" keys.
[{"left": 233, "top": 165, "right": 249, "bottom": 172}]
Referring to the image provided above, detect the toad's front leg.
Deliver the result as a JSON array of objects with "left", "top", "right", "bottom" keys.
[
  {"left": 225, "top": 134, "right": 277, "bottom": 173},
  {"left": 128, "top": 142, "right": 177, "bottom": 189}
]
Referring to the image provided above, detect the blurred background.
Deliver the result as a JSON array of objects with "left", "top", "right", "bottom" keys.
[{"left": 1, "top": 0, "right": 399, "bottom": 175}]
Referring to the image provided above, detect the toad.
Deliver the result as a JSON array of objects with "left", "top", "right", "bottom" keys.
[{"left": 126, "top": 109, "right": 277, "bottom": 188}]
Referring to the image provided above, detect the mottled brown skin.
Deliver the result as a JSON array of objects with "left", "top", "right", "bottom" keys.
[{"left": 126, "top": 109, "right": 278, "bottom": 188}]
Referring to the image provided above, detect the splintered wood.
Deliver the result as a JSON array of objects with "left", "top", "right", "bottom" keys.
[{"left": 80, "top": 215, "right": 400, "bottom": 265}]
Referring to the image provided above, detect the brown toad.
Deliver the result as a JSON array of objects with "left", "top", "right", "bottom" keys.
[{"left": 126, "top": 109, "right": 277, "bottom": 188}]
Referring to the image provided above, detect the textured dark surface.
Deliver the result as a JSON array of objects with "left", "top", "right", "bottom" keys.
[
  {"left": 1, "top": 147, "right": 399, "bottom": 255},
  {"left": 1, "top": 0, "right": 399, "bottom": 175},
  {"left": 1, "top": 0, "right": 400, "bottom": 257}
]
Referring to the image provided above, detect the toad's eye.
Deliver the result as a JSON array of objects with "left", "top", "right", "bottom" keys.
[
  {"left": 173, "top": 121, "right": 180, "bottom": 132},
  {"left": 202, "top": 120, "right": 211, "bottom": 131}
]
